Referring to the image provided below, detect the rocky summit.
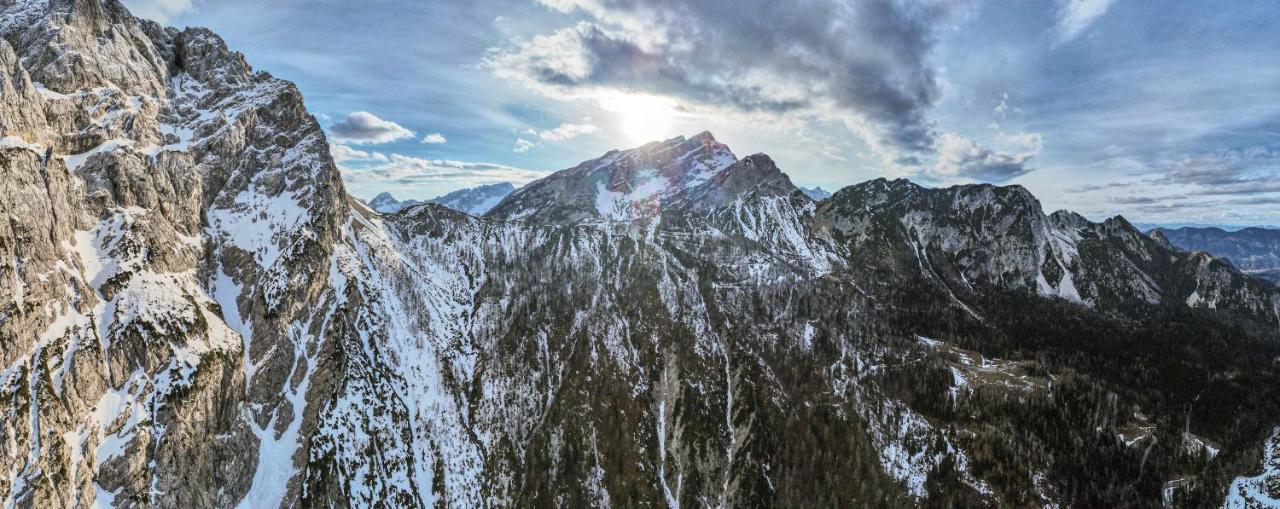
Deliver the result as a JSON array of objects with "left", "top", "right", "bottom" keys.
[{"left": 1, "top": 1, "right": 1280, "bottom": 507}]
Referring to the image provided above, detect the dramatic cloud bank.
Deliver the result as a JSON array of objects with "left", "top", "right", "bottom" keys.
[
  {"left": 489, "top": 0, "right": 955, "bottom": 159},
  {"left": 171, "top": 0, "right": 1279, "bottom": 223},
  {"left": 934, "top": 132, "right": 1037, "bottom": 181}
]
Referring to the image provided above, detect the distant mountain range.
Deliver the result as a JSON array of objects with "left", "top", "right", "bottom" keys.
[
  {"left": 801, "top": 186, "right": 832, "bottom": 200},
  {"left": 1135, "top": 222, "right": 1280, "bottom": 232},
  {"left": 366, "top": 182, "right": 515, "bottom": 215},
  {"left": 3, "top": 1, "right": 1280, "bottom": 507},
  {"left": 1152, "top": 227, "right": 1280, "bottom": 284}
]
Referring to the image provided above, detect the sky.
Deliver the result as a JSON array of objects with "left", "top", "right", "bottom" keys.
[{"left": 126, "top": 0, "right": 1280, "bottom": 226}]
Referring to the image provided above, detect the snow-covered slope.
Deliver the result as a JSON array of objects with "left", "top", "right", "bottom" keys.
[
  {"left": 2, "top": 1, "right": 1280, "bottom": 508},
  {"left": 486, "top": 131, "right": 788, "bottom": 224},
  {"left": 1225, "top": 427, "right": 1280, "bottom": 508}
]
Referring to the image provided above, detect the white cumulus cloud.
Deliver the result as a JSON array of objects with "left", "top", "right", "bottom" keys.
[{"left": 329, "top": 111, "right": 415, "bottom": 144}]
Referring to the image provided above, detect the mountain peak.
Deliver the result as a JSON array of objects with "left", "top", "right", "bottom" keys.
[
  {"left": 368, "top": 192, "right": 400, "bottom": 209},
  {"left": 689, "top": 130, "right": 717, "bottom": 143},
  {"left": 801, "top": 186, "right": 832, "bottom": 200},
  {"left": 486, "top": 132, "right": 811, "bottom": 224}
]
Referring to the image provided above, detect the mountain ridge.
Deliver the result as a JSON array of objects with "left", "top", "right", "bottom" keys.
[
  {"left": 1, "top": 1, "right": 1279, "bottom": 507},
  {"left": 1152, "top": 226, "right": 1280, "bottom": 284},
  {"left": 366, "top": 182, "right": 515, "bottom": 215}
]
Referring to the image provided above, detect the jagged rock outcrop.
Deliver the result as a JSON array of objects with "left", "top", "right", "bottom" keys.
[
  {"left": 2, "top": 1, "right": 1280, "bottom": 508},
  {"left": 1, "top": 0, "right": 339, "bottom": 506},
  {"left": 817, "top": 178, "right": 1280, "bottom": 323}
]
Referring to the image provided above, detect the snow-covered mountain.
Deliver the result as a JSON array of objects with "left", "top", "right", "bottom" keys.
[
  {"left": 800, "top": 186, "right": 832, "bottom": 200},
  {"left": 367, "top": 182, "right": 515, "bottom": 215},
  {"left": 367, "top": 191, "right": 421, "bottom": 213},
  {"left": 486, "top": 131, "right": 801, "bottom": 224},
  {"left": 2, "top": 1, "right": 1279, "bottom": 507}
]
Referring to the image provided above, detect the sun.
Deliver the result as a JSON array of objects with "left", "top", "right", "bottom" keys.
[{"left": 600, "top": 93, "right": 677, "bottom": 144}]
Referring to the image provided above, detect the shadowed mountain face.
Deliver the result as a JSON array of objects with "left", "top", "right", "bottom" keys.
[
  {"left": 2, "top": 1, "right": 1280, "bottom": 508},
  {"left": 1153, "top": 227, "right": 1280, "bottom": 284}
]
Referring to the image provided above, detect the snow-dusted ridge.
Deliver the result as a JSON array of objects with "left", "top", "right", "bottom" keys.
[{"left": 1, "top": 1, "right": 1279, "bottom": 507}]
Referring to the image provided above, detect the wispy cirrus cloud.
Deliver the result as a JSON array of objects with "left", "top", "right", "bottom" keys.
[
  {"left": 1055, "top": 0, "right": 1117, "bottom": 42},
  {"left": 1156, "top": 147, "right": 1280, "bottom": 195}
]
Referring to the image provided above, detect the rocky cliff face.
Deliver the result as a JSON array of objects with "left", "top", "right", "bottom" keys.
[
  {"left": 1, "top": 0, "right": 342, "bottom": 506},
  {"left": 2, "top": 1, "right": 1280, "bottom": 508},
  {"left": 817, "top": 179, "right": 1280, "bottom": 323}
]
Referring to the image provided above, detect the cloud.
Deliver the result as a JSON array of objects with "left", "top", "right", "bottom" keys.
[
  {"left": 122, "top": 0, "right": 193, "bottom": 23},
  {"left": 995, "top": 131, "right": 1044, "bottom": 152},
  {"left": 537, "top": 121, "right": 598, "bottom": 141},
  {"left": 514, "top": 138, "right": 536, "bottom": 153},
  {"left": 1108, "top": 195, "right": 1164, "bottom": 205},
  {"left": 329, "top": 144, "right": 389, "bottom": 164},
  {"left": 933, "top": 132, "right": 1036, "bottom": 182},
  {"left": 1068, "top": 180, "right": 1137, "bottom": 193},
  {"left": 993, "top": 92, "right": 1019, "bottom": 119},
  {"left": 487, "top": 0, "right": 959, "bottom": 157},
  {"left": 338, "top": 153, "right": 546, "bottom": 187},
  {"left": 512, "top": 120, "right": 599, "bottom": 149},
  {"left": 1156, "top": 146, "right": 1280, "bottom": 195},
  {"left": 329, "top": 111, "right": 415, "bottom": 144},
  {"left": 421, "top": 133, "right": 448, "bottom": 144},
  {"left": 1056, "top": 0, "right": 1116, "bottom": 42}
]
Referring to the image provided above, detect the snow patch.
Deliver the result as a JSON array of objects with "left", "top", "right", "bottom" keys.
[
  {"left": 63, "top": 139, "right": 135, "bottom": 172},
  {"left": 1224, "top": 427, "right": 1280, "bottom": 507}
]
